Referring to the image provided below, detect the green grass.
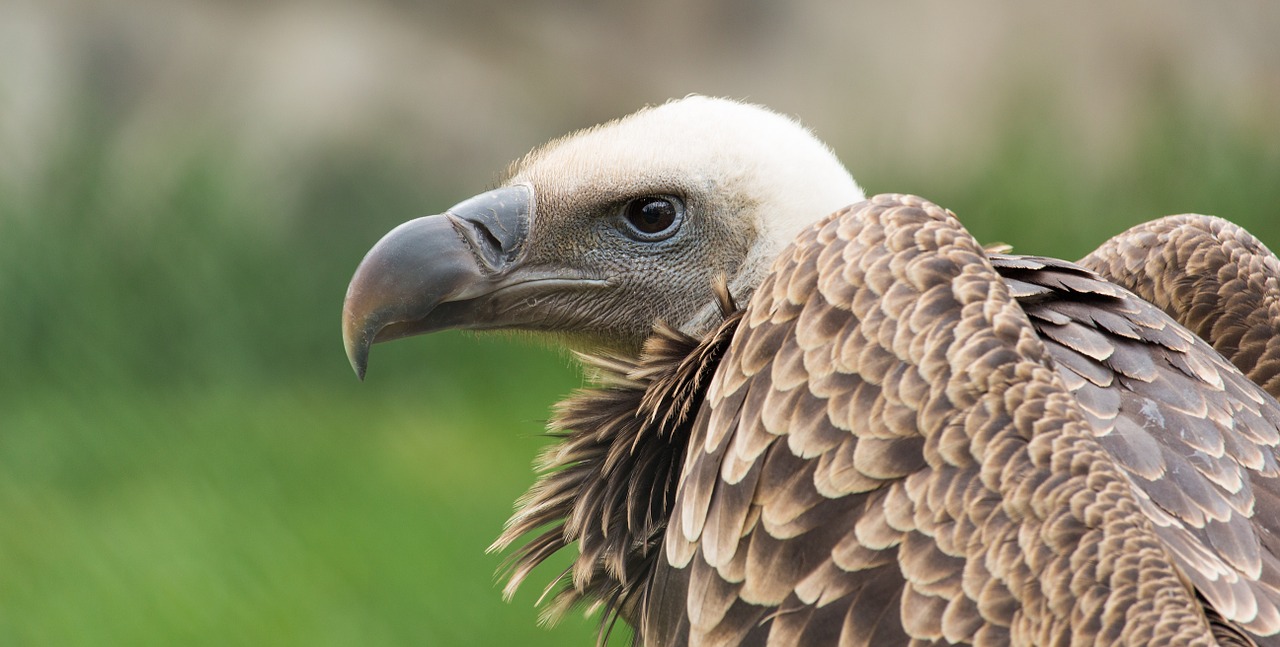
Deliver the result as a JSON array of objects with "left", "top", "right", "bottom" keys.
[
  {"left": 1, "top": 99, "right": 1277, "bottom": 645},
  {"left": 0, "top": 362, "right": 617, "bottom": 646}
]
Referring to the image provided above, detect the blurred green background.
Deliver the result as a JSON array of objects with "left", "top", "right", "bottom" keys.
[{"left": 3, "top": 1, "right": 1279, "bottom": 645}]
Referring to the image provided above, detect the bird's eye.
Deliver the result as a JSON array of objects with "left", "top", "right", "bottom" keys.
[{"left": 621, "top": 195, "right": 684, "bottom": 241}]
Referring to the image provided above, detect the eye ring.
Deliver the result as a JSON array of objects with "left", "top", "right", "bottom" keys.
[{"left": 619, "top": 195, "right": 685, "bottom": 241}]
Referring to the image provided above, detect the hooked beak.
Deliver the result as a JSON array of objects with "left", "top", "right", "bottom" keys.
[{"left": 341, "top": 185, "right": 533, "bottom": 379}]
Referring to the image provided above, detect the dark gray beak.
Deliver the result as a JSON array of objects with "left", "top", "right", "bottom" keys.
[{"left": 341, "top": 185, "right": 532, "bottom": 379}]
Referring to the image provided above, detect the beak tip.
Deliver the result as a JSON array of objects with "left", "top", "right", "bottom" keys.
[
  {"left": 346, "top": 342, "right": 370, "bottom": 381},
  {"left": 342, "top": 312, "right": 372, "bottom": 382}
]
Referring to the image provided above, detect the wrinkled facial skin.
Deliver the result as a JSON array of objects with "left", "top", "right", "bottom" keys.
[{"left": 513, "top": 172, "right": 755, "bottom": 354}]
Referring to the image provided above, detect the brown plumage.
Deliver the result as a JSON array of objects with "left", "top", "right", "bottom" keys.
[{"left": 341, "top": 99, "right": 1280, "bottom": 645}]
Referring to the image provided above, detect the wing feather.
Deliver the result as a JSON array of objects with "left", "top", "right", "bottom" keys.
[{"left": 1081, "top": 214, "right": 1280, "bottom": 398}]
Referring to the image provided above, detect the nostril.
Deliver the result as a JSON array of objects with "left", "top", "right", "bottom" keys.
[
  {"left": 473, "top": 219, "right": 506, "bottom": 256},
  {"left": 443, "top": 185, "right": 532, "bottom": 274},
  {"left": 449, "top": 215, "right": 511, "bottom": 273}
]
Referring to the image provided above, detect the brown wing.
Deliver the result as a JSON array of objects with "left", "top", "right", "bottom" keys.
[
  {"left": 641, "top": 194, "right": 1218, "bottom": 646},
  {"left": 993, "top": 252, "right": 1280, "bottom": 644}
]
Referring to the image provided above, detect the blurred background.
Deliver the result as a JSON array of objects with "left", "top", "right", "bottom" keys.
[{"left": 3, "top": 0, "right": 1279, "bottom": 644}]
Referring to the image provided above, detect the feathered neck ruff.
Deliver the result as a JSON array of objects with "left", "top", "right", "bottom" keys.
[{"left": 489, "top": 288, "right": 742, "bottom": 635}]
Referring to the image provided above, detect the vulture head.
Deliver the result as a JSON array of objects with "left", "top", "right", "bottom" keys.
[{"left": 342, "top": 96, "right": 862, "bottom": 375}]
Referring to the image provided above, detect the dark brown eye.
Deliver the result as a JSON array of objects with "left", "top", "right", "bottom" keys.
[{"left": 621, "top": 195, "right": 684, "bottom": 241}]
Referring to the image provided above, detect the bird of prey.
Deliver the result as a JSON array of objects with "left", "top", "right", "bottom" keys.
[{"left": 342, "top": 97, "right": 1280, "bottom": 646}]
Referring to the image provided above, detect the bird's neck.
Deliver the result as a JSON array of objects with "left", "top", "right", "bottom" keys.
[{"left": 489, "top": 310, "right": 742, "bottom": 629}]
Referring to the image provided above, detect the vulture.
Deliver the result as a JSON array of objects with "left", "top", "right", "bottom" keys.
[{"left": 341, "top": 97, "right": 1280, "bottom": 646}]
